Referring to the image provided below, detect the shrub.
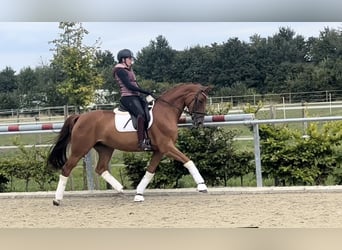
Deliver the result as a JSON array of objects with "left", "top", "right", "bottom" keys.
[
  {"left": 123, "top": 126, "right": 254, "bottom": 188},
  {"left": 0, "top": 173, "right": 9, "bottom": 192},
  {"left": 260, "top": 121, "right": 342, "bottom": 185}
]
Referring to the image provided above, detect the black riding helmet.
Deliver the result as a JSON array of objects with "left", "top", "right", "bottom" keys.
[{"left": 117, "top": 49, "right": 134, "bottom": 63}]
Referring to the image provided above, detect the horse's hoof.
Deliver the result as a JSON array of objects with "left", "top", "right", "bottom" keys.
[
  {"left": 197, "top": 183, "right": 208, "bottom": 193},
  {"left": 134, "top": 194, "right": 145, "bottom": 202},
  {"left": 53, "top": 199, "right": 60, "bottom": 206}
]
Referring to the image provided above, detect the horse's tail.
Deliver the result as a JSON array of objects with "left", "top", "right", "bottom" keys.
[{"left": 47, "top": 114, "right": 80, "bottom": 170}]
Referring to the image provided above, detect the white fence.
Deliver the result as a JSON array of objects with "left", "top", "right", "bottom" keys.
[{"left": 2, "top": 99, "right": 342, "bottom": 124}]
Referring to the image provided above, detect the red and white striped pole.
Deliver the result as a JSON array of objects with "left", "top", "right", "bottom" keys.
[
  {"left": 178, "top": 114, "right": 255, "bottom": 125},
  {"left": 0, "top": 123, "right": 64, "bottom": 133},
  {"left": 0, "top": 114, "right": 255, "bottom": 133}
]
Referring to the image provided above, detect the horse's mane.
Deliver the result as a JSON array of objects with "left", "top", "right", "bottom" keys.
[{"left": 159, "top": 83, "right": 202, "bottom": 97}]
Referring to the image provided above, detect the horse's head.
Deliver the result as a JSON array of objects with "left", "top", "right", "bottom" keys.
[
  {"left": 186, "top": 85, "right": 213, "bottom": 127},
  {"left": 156, "top": 83, "right": 213, "bottom": 127}
]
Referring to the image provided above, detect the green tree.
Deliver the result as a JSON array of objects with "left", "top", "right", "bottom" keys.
[
  {"left": 0, "top": 92, "right": 19, "bottom": 109},
  {"left": 310, "top": 27, "right": 342, "bottom": 64},
  {"left": 210, "top": 38, "right": 259, "bottom": 89},
  {"left": 95, "top": 50, "right": 116, "bottom": 69},
  {"left": 171, "top": 46, "right": 213, "bottom": 83},
  {"left": 16, "top": 67, "right": 38, "bottom": 108},
  {"left": 94, "top": 50, "right": 117, "bottom": 101},
  {"left": 135, "top": 35, "right": 176, "bottom": 82},
  {"left": 0, "top": 67, "right": 17, "bottom": 92},
  {"left": 34, "top": 65, "right": 68, "bottom": 106},
  {"left": 50, "top": 22, "right": 104, "bottom": 110}
]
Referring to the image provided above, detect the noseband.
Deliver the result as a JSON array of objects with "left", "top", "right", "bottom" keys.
[{"left": 187, "top": 90, "right": 207, "bottom": 126}]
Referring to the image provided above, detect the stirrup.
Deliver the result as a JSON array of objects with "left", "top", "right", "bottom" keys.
[{"left": 139, "top": 139, "right": 152, "bottom": 151}]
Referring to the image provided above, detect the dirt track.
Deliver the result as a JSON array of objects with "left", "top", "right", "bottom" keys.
[{"left": 1, "top": 188, "right": 342, "bottom": 228}]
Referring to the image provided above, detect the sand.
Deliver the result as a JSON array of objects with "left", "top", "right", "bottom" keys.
[{"left": 1, "top": 187, "right": 342, "bottom": 228}]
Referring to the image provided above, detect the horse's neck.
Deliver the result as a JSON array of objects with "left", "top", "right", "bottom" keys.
[
  {"left": 162, "top": 85, "right": 196, "bottom": 104},
  {"left": 159, "top": 89, "right": 187, "bottom": 114},
  {"left": 152, "top": 89, "right": 188, "bottom": 126}
]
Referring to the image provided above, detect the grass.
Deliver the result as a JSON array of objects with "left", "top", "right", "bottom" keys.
[
  {"left": 3, "top": 166, "right": 275, "bottom": 192},
  {"left": 0, "top": 133, "right": 56, "bottom": 146},
  {"left": 5, "top": 162, "right": 132, "bottom": 192}
]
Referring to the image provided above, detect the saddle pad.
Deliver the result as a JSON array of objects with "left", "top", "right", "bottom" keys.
[{"left": 114, "top": 108, "right": 153, "bottom": 132}]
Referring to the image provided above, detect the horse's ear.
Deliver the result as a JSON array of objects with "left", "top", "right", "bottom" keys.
[{"left": 202, "top": 85, "right": 213, "bottom": 94}]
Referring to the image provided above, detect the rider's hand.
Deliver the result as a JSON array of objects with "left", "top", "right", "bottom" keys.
[{"left": 146, "top": 95, "right": 155, "bottom": 103}]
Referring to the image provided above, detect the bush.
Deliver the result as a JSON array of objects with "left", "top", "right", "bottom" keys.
[
  {"left": 260, "top": 121, "right": 342, "bottom": 185},
  {"left": 0, "top": 137, "right": 58, "bottom": 191},
  {"left": 0, "top": 173, "right": 9, "bottom": 192},
  {"left": 123, "top": 126, "right": 254, "bottom": 188},
  {"left": 123, "top": 152, "right": 187, "bottom": 189}
]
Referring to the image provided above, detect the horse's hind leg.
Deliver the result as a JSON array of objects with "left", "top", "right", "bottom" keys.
[
  {"left": 94, "top": 144, "right": 123, "bottom": 192},
  {"left": 53, "top": 155, "right": 82, "bottom": 206}
]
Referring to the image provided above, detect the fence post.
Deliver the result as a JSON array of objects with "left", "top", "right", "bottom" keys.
[
  {"left": 302, "top": 101, "right": 308, "bottom": 135},
  {"left": 270, "top": 105, "right": 276, "bottom": 119},
  {"left": 253, "top": 122, "right": 263, "bottom": 187},
  {"left": 84, "top": 151, "right": 94, "bottom": 191},
  {"left": 63, "top": 105, "right": 68, "bottom": 120}
]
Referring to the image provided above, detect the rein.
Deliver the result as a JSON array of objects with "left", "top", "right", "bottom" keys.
[
  {"left": 156, "top": 97, "right": 192, "bottom": 116},
  {"left": 155, "top": 90, "right": 207, "bottom": 117}
]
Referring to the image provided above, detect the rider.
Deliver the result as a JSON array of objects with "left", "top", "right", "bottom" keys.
[{"left": 113, "top": 49, "right": 154, "bottom": 151}]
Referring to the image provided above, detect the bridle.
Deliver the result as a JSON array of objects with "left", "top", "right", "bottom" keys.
[
  {"left": 156, "top": 89, "right": 208, "bottom": 127},
  {"left": 185, "top": 90, "right": 208, "bottom": 126}
]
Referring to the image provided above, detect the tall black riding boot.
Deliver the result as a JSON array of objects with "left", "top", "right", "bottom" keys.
[{"left": 137, "top": 116, "right": 152, "bottom": 151}]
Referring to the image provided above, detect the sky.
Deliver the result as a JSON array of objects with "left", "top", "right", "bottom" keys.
[{"left": 0, "top": 22, "right": 341, "bottom": 73}]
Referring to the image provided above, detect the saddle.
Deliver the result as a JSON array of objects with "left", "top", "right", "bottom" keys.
[{"left": 113, "top": 104, "right": 153, "bottom": 132}]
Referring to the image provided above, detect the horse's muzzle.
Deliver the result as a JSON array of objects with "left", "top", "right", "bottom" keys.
[{"left": 192, "top": 114, "right": 205, "bottom": 128}]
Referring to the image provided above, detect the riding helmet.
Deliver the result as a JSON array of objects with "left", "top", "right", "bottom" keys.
[{"left": 117, "top": 49, "right": 134, "bottom": 62}]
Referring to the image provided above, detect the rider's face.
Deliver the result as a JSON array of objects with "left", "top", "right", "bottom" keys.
[{"left": 124, "top": 57, "right": 133, "bottom": 67}]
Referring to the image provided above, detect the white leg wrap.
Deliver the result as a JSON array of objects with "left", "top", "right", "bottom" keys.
[
  {"left": 136, "top": 171, "right": 155, "bottom": 195},
  {"left": 184, "top": 160, "right": 205, "bottom": 184},
  {"left": 101, "top": 170, "right": 123, "bottom": 192},
  {"left": 55, "top": 175, "right": 68, "bottom": 201}
]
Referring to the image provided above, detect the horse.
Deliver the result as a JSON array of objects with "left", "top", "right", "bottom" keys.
[{"left": 47, "top": 83, "right": 212, "bottom": 205}]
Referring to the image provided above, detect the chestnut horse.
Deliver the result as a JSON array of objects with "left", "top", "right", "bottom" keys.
[{"left": 47, "top": 83, "right": 212, "bottom": 205}]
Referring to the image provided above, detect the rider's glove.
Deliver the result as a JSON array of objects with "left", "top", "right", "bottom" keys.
[{"left": 146, "top": 95, "right": 155, "bottom": 103}]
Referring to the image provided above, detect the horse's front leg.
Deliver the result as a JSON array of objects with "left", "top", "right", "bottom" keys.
[
  {"left": 134, "top": 151, "right": 164, "bottom": 202},
  {"left": 183, "top": 160, "right": 208, "bottom": 193},
  {"left": 164, "top": 144, "right": 208, "bottom": 193}
]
